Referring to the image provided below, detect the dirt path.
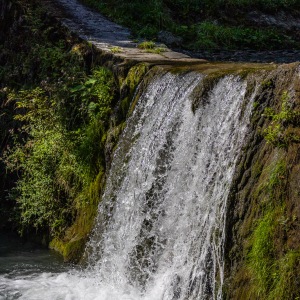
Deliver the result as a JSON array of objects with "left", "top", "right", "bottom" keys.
[{"left": 42, "top": 0, "right": 198, "bottom": 62}]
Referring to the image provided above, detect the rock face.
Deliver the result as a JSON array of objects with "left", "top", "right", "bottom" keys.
[
  {"left": 157, "top": 30, "right": 183, "bottom": 47},
  {"left": 246, "top": 10, "right": 300, "bottom": 31},
  {"left": 224, "top": 63, "right": 300, "bottom": 299}
]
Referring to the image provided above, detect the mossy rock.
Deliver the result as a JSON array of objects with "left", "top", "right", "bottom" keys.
[
  {"left": 50, "top": 237, "right": 86, "bottom": 263},
  {"left": 224, "top": 63, "right": 300, "bottom": 300},
  {"left": 118, "top": 62, "right": 150, "bottom": 119}
]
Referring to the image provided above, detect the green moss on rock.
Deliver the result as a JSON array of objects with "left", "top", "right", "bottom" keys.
[{"left": 224, "top": 63, "right": 300, "bottom": 300}]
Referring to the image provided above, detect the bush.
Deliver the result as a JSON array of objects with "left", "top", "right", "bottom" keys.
[{"left": 193, "top": 22, "right": 296, "bottom": 50}]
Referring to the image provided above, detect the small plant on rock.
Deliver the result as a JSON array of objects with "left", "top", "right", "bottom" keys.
[
  {"left": 110, "top": 46, "right": 123, "bottom": 53},
  {"left": 137, "top": 41, "right": 166, "bottom": 54},
  {"left": 263, "top": 91, "right": 300, "bottom": 148}
]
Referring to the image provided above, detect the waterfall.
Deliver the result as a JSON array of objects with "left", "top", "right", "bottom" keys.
[{"left": 0, "top": 70, "right": 254, "bottom": 300}]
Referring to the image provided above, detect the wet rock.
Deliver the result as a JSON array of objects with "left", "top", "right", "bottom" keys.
[
  {"left": 157, "top": 30, "right": 183, "bottom": 47},
  {"left": 247, "top": 10, "right": 300, "bottom": 31},
  {"left": 224, "top": 63, "right": 300, "bottom": 299}
]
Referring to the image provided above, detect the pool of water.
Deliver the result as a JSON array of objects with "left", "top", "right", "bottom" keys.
[{"left": 0, "top": 232, "right": 69, "bottom": 300}]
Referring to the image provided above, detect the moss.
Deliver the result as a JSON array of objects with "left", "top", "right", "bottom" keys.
[
  {"left": 247, "top": 208, "right": 278, "bottom": 296},
  {"left": 263, "top": 89, "right": 300, "bottom": 148},
  {"left": 246, "top": 156, "right": 294, "bottom": 298},
  {"left": 252, "top": 159, "right": 264, "bottom": 179},
  {"left": 119, "top": 63, "right": 149, "bottom": 118},
  {"left": 225, "top": 149, "right": 289, "bottom": 298},
  {"left": 247, "top": 212, "right": 300, "bottom": 300},
  {"left": 49, "top": 237, "right": 86, "bottom": 263},
  {"left": 123, "top": 63, "right": 149, "bottom": 93},
  {"left": 269, "top": 250, "right": 300, "bottom": 300},
  {"left": 266, "top": 159, "right": 287, "bottom": 199},
  {"left": 49, "top": 170, "right": 105, "bottom": 261}
]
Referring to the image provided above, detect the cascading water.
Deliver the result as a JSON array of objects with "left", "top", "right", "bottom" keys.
[{"left": 0, "top": 69, "right": 254, "bottom": 300}]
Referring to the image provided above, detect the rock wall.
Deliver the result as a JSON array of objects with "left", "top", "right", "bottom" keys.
[{"left": 224, "top": 63, "right": 300, "bottom": 299}]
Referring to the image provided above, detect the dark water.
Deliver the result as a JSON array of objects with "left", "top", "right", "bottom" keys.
[{"left": 0, "top": 232, "right": 68, "bottom": 299}]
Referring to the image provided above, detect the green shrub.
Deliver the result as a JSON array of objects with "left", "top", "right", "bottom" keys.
[
  {"left": 193, "top": 22, "right": 296, "bottom": 50},
  {"left": 1, "top": 5, "right": 117, "bottom": 237},
  {"left": 3, "top": 89, "right": 82, "bottom": 235}
]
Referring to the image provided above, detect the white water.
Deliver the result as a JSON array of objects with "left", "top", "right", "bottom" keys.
[{"left": 0, "top": 71, "right": 254, "bottom": 300}]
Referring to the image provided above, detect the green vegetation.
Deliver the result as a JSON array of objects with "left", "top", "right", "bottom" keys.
[
  {"left": 193, "top": 22, "right": 294, "bottom": 50},
  {"left": 263, "top": 91, "right": 300, "bottom": 148},
  {"left": 248, "top": 208, "right": 278, "bottom": 296},
  {"left": 247, "top": 157, "right": 300, "bottom": 299},
  {"left": 79, "top": 0, "right": 300, "bottom": 50},
  {"left": 249, "top": 207, "right": 300, "bottom": 299},
  {"left": 137, "top": 41, "right": 166, "bottom": 54},
  {"left": 0, "top": 0, "right": 148, "bottom": 260},
  {"left": 110, "top": 46, "right": 123, "bottom": 53},
  {"left": 269, "top": 250, "right": 300, "bottom": 300},
  {"left": 137, "top": 41, "right": 156, "bottom": 50},
  {"left": 3, "top": 67, "right": 115, "bottom": 237},
  {"left": 0, "top": 1, "right": 88, "bottom": 231}
]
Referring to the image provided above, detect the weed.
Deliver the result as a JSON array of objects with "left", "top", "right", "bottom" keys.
[
  {"left": 146, "top": 47, "right": 166, "bottom": 54},
  {"left": 248, "top": 209, "right": 276, "bottom": 296},
  {"left": 137, "top": 41, "right": 156, "bottom": 50},
  {"left": 137, "top": 41, "right": 166, "bottom": 54},
  {"left": 263, "top": 91, "right": 300, "bottom": 148},
  {"left": 110, "top": 46, "right": 123, "bottom": 53}
]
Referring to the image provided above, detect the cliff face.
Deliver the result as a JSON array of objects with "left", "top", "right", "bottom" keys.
[{"left": 224, "top": 63, "right": 300, "bottom": 299}]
